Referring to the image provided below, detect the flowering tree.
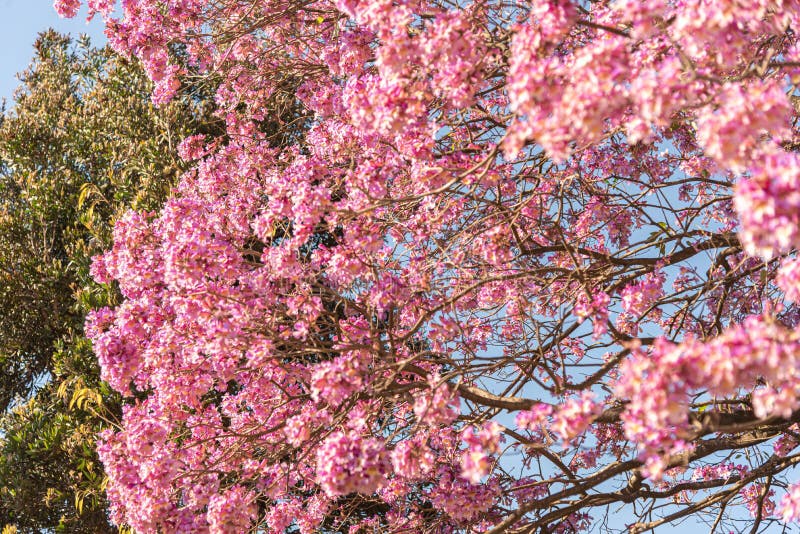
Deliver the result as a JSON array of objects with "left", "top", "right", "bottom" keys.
[{"left": 57, "top": 0, "right": 800, "bottom": 531}]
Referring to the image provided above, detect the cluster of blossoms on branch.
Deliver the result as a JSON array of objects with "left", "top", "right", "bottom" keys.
[{"left": 56, "top": 0, "right": 800, "bottom": 530}]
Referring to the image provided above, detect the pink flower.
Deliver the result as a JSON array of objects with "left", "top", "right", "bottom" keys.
[
  {"left": 781, "top": 484, "right": 800, "bottom": 523},
  {"left": 54, "top": 0, "right": 80, "bottom": 17},
  {"left": 207, "top": 486, "right": 256, "bottom": 533},
  {"left": 391, "top": 437, "right": 436, "bottom": 480},
  {"left": 460, "top": 422, "right": 504, "bottom": 482},
  {"left": 316, "top": 431, "right": 390, "bottom": 497},
  {"left": 413, "top": 378, "right": 460, "bottom": 426}
]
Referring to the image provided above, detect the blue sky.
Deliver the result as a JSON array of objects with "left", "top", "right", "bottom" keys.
[{"left": 0, "top": 0, "right": 106, "bottom": 103}]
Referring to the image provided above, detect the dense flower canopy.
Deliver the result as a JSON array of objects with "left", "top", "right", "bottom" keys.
[{"left": 57, "top": 0, "right": 800, "bottom": 531}]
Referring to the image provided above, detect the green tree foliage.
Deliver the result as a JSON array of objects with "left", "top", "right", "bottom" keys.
[{"left": 0, "top": 30, "right": 220, "bottom": 532}]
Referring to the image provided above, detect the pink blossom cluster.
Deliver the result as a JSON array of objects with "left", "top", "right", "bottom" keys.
[
  {"left": 460, "top": 421, "right": 503, "bottom": 483},
  {"left": 412, "top": 377, "right": 460, "bottom": 426},
  {"left": 574, "top": 289, "right": 611, "bottom": 338},
  {"left": 310, "top": 352, "right": 368, "bottom": 406},
  {"left": 774, "top": 425, "right": 800, "bottom": 457},
  {"left": 428, "top": 467, "right": 501, "bottom": 523},
  {"left": 620, "top": 270, "right": 665, "bottom": 318},
  {"left": 390, "top": 435, "right": 435, "bottom": 480},
  {"left": 315, "top": 431, "right": 391, "bottom": 497},
  {"left": 207, "top": 486, "right": 257, "bottom": 534},
  {"left": 741, "top": 483, "right": 776, "bottom": 518},
  {"left": 550, "top": 392, "right": 603, "bottom": 443},
  {"left": 736, "top": 151, "right": 800, "bottom": 259},
  {"left": 617, "top": 319, "right": 800, "bottom": 476},
  {"left": 782, "top": 484, "right": 800, "bottom": 523}
]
